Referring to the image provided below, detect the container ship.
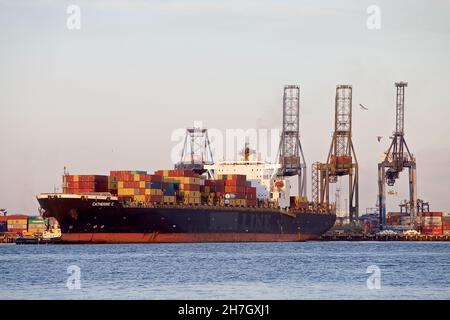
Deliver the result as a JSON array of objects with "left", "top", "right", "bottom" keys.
[{"left": 37, "top": 164, "right": 336, "bottom": 243}]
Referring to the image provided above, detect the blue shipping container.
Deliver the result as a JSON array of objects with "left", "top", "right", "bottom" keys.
[{"left": 150, "top": 182, "right": 163, "bottom": 189}]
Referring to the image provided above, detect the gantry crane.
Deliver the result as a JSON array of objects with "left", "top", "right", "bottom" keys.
[
  {"left": 378, "top": 82, "right": 417, "bottom": 229},
  {"left": 275, "top": 85, "right": 307, "bottom": 197},
  {"left": 319, "top": 85, "right": 359, "bottom": 221},
  {"left": 176, "top": 126, "right": 214, "bottom": 175}
]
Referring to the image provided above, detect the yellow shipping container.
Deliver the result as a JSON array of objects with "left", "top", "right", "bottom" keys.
[
  {"left": 182, "top": 177, "right": 200, "bottom": 184},
  {"left": 184, "top": 197, "right": 200, "bottom": 205},
  {"left": 150, "top": 189, "right": 163, "bottom": 196},
  {"left": 134, "top": 174, "right": 140, "bottom": 182},
  {"left": 74, "top": 175, "right": 79, "bottom": 182},
  {"left": 8, "top": 219, "right": 27, "bottom": 225},
  {"left": 133, "top": 195, "right": 146, "bottom": 202},
  {"left": 227, "top": 199, "right": 246, "bottom": 206},
  {"left": 159, "top": 170, "right": 169, "bottom": 177},
  {"left": 183, "top": 191, "right": 200, "bottom": 198},
  {"left": 118, "top": 181, "right": 124, "bottom": 188},
  {"left": 163, "top": 196, "right": 176, "bottom": 203},
  {"left": 118, "top": 188, "right": 135, "bottom": 196},
  {"left": 145, "top": 189, "right": 151, "bottom": 195},
  {"left": 28, "top": 227, "right": 46, "bottom": 232},
  {"left": 139, "top": 181, "right": 146, "bottom": 188}
]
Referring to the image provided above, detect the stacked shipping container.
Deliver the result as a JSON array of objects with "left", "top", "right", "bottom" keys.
[
  {"left": 203, "top": 179, "right": 225, "bottom": 194},
  {"left": 112, "top": 170, "right": 147, "bottom": 202},
  {"left": 60, "top": 170, "right": 263, "bottom": 208},
  {"left": 155, "top": 170, "right": 200, "bottom": 205},
  {"left": 219, "top": 174, "right": 247, "bottom": 207},
  {"left": 386, "top": 212, "right": 404, "bottom": 225},
  {"left": 245, "top": 186, "right": 257, "bottom": 207},
  {"left": 0, "top": 216, "right": 54, "bottom": 236},
  {"left": 28, "top": 217, "right": 48, "bottom": 233},
  {"left": 6, "top": 215, "right": 28, "bottom": 234},
  {"left": 0, "top": 216, "right": 7, "bottom": 233},
  {"left": 443, "top": 212, "right": 450, "bottom": 235},
  {"left": 419, "top": 212, "right": 443, "bottom": 235},
  {"left": 64, "top": 175, "right": 109, "bottom": 193}
]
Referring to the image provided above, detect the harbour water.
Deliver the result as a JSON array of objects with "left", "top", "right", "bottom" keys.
[{"left": 1, "top": 242, "right": 449, "bottom": 300}]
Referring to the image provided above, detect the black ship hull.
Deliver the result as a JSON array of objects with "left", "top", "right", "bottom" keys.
[{"left": 37, "top": 194, "right": 336, "bottom": 243}]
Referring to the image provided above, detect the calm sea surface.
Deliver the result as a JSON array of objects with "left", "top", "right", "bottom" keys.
[{"left": 1, "top": 242, "right": 449, "bottom": 300}]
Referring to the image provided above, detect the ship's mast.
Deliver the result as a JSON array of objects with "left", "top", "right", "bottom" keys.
[{"left": 62, "top": 166, "right": 69, "bottom": 194}]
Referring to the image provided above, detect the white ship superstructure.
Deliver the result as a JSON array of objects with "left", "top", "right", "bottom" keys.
[{"left": 204, "top": 146, "right": 279, "bottom": 200}]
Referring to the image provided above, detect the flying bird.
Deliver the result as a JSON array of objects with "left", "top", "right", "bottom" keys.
[{"left": 359, "top": 104, "right": 368, "bottom": 110}]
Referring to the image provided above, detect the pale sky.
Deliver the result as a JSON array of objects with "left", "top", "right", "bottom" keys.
[{"left": 1, "top": 0, "right": 450, "bottom": 214}]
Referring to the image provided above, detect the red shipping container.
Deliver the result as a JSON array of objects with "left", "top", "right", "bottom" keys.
[
  {"left": 6, "top": 215, "right": 28, "bottom": 220},
  {"left": 245, "top": 187, "right": 256, "bottom": 200},
  {"left": 443, "top": 221, "right": 450, "bottom": 230},
  {"left": 225, "top": 179, "right": 246, "bottom": 187},
  {"left": 110, "top": 171, "right": 135, "bottom": 182},
  {"left": 225, "top": 186, "right": 246, "bottom": 194},
  {"left": 123, "top": 182, "right": 133, "bottom": 188},
  {"left": 221, "top": 174, "right": 246, "bottom": 184},
  {"left": 137, "top": 174, "right": 150, "bottom": 181},
  {"left": 149, "top": 175, "right": 163, "bottom": 182},
  {"left": 422, "top": 227, "right": 442, "bottom": 235},
  {"left": 225, "top": 186, "right": 236, "bottom": 193},
  {"left": 8, "top": 229, "right": 26, "bottom": 234},
  {"left": 148, "top": 195, "right": 163, "bottom": 203},
  {"left": 246, "top": 193, "right": 256, "bottom": 200},
  {"left": 422, "top": 212, "right": 443, "bottom": 217},
  {"left": 183, "top": 184, "right": 200, "bottom": 191}
]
